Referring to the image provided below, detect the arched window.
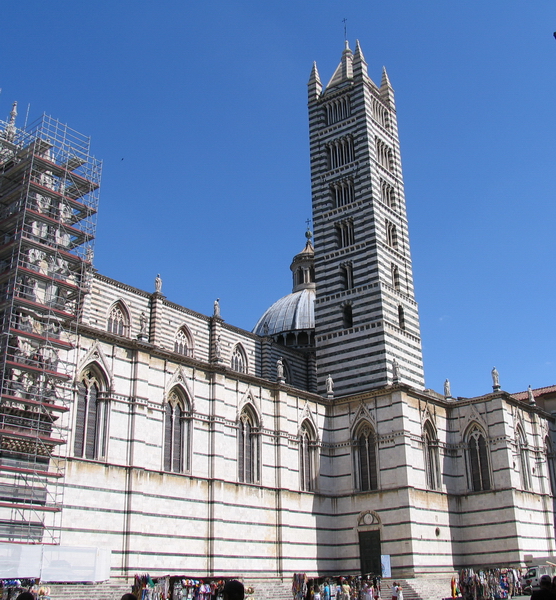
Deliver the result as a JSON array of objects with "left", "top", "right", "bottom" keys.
[
  {"left": 386, "top": 221, "right": 398, "bottom": 250},
  {"left": 391, "top": 264, "right": 400, "bottom": 291},
  {"left": 74, "top": 366, "right": 108, "bottom": 460},
  {"left": 163, "top": 388, "right": 190, "bottom": 473},
  {"left": 299, "top": 421, "right": 316, "bottom": 491},
  {"left": 423, "top": 421, "right": 440, "bottom": 490},
  {"left": 174, "top": 326, "right": 192, "bottom": 356},
  {"left": 467, "top": 425, "right": 491, "bottom": 491},
  {"left": 231, "top": 344, "right": 247, "bottom": 374},
  {"left": 354, "top": 423, "right": 378, "bottom": 491},
  {"left": 107, "top": 302, "right": 129, "bottom": 337},
  {"left": 238, "top": 406, "right": 259, "bottom": 484},
  {"left": 516, "top": 426, "right": 531, "bottom": 491}
]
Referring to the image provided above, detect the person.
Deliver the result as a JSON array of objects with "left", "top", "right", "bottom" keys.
[
  {"left": 396, "top": 583, "right": 403, "bottom": 600},
  {"left": 391, "top": 582, "right": 398, "bottom": 600},
  {"left": 223, "top": 580, "right": 245, "bottom": 600},
  {"left": 531, "top": 575, "right": 556, "bottom": 600},
  {"left": 121, "top": 595, "right": 138, "bottom": 600},
  {"left": 16, "top": 594, "right": 35, "bottom": 600}
]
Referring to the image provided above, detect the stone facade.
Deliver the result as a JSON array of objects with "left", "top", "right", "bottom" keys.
[{"left": 0, "top": 41, "right": 555, "bottom": 582}]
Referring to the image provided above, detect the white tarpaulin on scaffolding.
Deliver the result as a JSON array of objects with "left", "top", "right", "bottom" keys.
[{"left": 0, "top": 543, "right": 111, "bottom": 581}]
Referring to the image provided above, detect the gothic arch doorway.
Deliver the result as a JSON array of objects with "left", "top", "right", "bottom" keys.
[{"left": 357, "top": 511, "right": 382, "bottom": 576}]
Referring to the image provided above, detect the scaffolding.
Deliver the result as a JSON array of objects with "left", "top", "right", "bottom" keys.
[{"left": 0, "top": 104, "right": 101, "bottom": 544}]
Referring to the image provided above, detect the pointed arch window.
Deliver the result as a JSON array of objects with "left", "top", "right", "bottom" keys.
[
  {"left": 516, "top": 426, "right": 531, "bottom": 491},
  {"left": 299, "top": 421, "right": 316, "bottom": 491},
  {"left": 174, "top": 327, "right": 192, "bottom": 357},
  {"left": 163, "top": 388, "right": 190, "bottom": 473},
  {"left": 355, "top": 423, "right": 378, "bottom": 491},
  {"left": 74, "top": 367, "right": 109, "bottom": 460},
  {"left": 231, "top": 344, "right": 248, "bottom": 374},
  {"left": 423, "top": 421, "right": 440, "bottom": 490},
  {"left": 238, "top": 407, "right": 260, "bottom": 484},
  {"left": 107, "top": 303, "right": 129, "bottom": 337},
  {"left": 467, "top": 425, "right": 491, "bottom": 491}
]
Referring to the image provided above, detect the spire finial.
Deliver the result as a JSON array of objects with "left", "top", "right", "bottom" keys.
[{"left": 305, "top": 218, "right": 313, "bottom": 242}]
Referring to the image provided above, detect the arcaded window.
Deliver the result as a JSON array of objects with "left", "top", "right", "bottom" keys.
[
  {"left": 375, "top": 138, "right": 393, "bottom": 171},
  {"left": 174, "top": 327, "right": 192, "bottom": 356},
  {"left": 238, "top": 407, "right": 259, "bottom": 484},
  {"left": 381, "top": 180, "right": 396, "bottom": 210},
  {"left": 164, "top": 388, "right": 190, "bottom": 473},
  {"left": 299, "top": 421, "right": 316, "bottom": 492},
  {"left": 326, "top": 136, "right": 355, "bottom": 170},
  {"left": 231, "top": 344, "right": 248, "bottom": 374},
  {"left": 336, "top": 220, "right": 355, "bottom": 248},
  {"left": 423, "top": 421, "right": 440, "bottom": 490},
  {"left": 107, "top": 303, "right": 129, "bottom": 337},
  {"left": 74, "top": 367, "right": 109, "bottom": 460},
  {"left": 325, "top": 96, "right": 351, "bottom": 125},
  {"left": 386, "top": 220, "right": 398, "bottom": 250},
  {"left": 355, "top": 423, "right": 378, "bottom": 491},
  {"left": 391, "top": 264, "right": 400, "bottom": 290},
  {"left": 331, "top": 178, "right": 355, "bottom": 208},
  {"left": 467, "top": 425, "right": 491, "bottom": 492}
]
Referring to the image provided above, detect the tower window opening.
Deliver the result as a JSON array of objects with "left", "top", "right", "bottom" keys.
[
  {"left": 386, "top": 221, "right": 398, "bottom": 250},
  {"left": 373, "top": 100, "right": 390, "bottom": 130},
  {"left": 325, "top": 96, "right": 351, "bottom": 126},
  {"left": 336, "top": 220, "right": 355, "bottom": 248},
  {"left": 376, "top": 138, "right": 393, "bottom": 171},
  {"left": 341, "top": 262, "right": 354, "bottom": 290},
  {"left": 380, "top": 180, "right": 396, "bottom": 210},
  {"left": 331, "top": 178, "right": 355, "bottom": 208},
  {"left": 397, "top": 305, "right": 405, "bottom": 330},
  {"left": 391, "top": 264, "right": 400, "bottom": 290},
  {"left": 343, "top": 304, "right": 353, "bottom": 329},
  {"left": 327, "top": 136, "right": 355, "bottom": 170}
]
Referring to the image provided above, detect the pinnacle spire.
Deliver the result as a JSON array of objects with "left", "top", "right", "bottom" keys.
[
  {"left": 353, "top": 40, "right": 368, "bottom": 78},
  {"left": 325, "top": 41, "right": 353, "bottom": 90},
  {"left": 308, "top": 61, "right": 322, "bottom": 100},
  {"left": 3, "top": 101, "right": 17, "bottom": 142}
]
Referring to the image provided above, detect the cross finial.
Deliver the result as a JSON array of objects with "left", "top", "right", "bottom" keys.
[{"left": 342, "top": 18, "right": 347, "bottom": 41}]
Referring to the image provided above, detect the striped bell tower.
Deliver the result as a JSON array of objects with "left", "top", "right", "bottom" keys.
[{"left": 308, "top": 40, "right": 425, "bottom": 397}]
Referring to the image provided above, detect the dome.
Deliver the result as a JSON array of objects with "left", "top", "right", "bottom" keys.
[{"left": 253, "top": 288, "right": 315, "bottom": 336}]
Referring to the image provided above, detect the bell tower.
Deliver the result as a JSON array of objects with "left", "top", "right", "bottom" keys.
[{"left": 308, "top": 41, "right": 425, "bottom": 396}]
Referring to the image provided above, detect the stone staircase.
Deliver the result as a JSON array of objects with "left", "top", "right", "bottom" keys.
[
  {"left": 40, "top": 576, "right": 453, "bottom": 600},
  {"left": 393, "top": 577, "right": 453, "bottom": 600},
  {"left": 46, "top": 581, "right": 131, "bottom": 600}
]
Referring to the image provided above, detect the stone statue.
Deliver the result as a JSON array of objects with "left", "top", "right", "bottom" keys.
[
  {"left": 263, "top": 322, "right": 269, "bottom": 336},
  {"left": 528, "top": 385, "right": 535, "bottom": 405},
  {"left": 491, "top": 367, "right": 500, "bottom": 389},
  {"left": 215, "top": 335, "right": 221, "bottom": 360},
  {"left": 444, "top": 378, "right": 451, "bottom": 398},
  {"left": 392, "top": 359, "right": 400, "bottom": 382},
  {"left": 214, "top": 298, "right": 220, "bottom": 318},
  {"left": 326, "top": 374, "right": 334, "bottom": 395},
  {"left": 139, "top": 311, "right": 147, "bottom": 334},
  {"left": 277, "top": 357, "right": 284, "bottom": 380},
  {"left": 155, "top": 273, "right": 162, "bottom": 293}
]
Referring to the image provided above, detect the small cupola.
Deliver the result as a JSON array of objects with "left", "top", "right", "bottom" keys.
[{"left": 290, "top": 229, "right": 315, "bottom": 292}]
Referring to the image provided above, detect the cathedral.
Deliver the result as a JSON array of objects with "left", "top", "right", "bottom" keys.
[{"left": 0, "top": 40, "right": 554, "bottom": 583}]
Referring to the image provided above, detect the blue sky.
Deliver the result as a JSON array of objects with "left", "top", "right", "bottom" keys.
[{"left": 1, "top": 0, "right": 554, "bottom": 397}]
